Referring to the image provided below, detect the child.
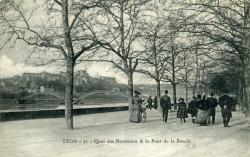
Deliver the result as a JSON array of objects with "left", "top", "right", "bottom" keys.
[
  {"left": 141, "top": 100, "right": 147, "bottom": 122},
  {"left": 177, "top": 97, "right": 188, "bottom": 124}
]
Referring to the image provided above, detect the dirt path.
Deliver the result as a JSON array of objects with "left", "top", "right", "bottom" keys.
[{"left": 0, "top": 110, "right": 249, "bottom": 157}]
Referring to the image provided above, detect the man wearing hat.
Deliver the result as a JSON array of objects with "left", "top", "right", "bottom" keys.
[
  {"left": 129, "top": 90, "right": 143, "bottom": 123},
  {"left": 160, "top": 90, "right": 171, "bottom": 123},
  {"left": 207, "top": 92, "right": 218, "bottom": 124},
  {"left": 147, "top": 96, "right": 153, "bottom": 110}
]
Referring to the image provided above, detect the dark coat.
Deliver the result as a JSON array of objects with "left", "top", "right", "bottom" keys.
[
  {"left": 223, "top": 107, "right": 232, "bottom": 118},
  {"left": 160, "top": 95, "right": 171, "bottom": 111},
  {"left": 177, "top": 102, "right": 188, "bottom": 118},
  {"left": 208, "top": 97, "right": 218, "bottom": 116},
  {"left": 147, "top": 97, "right": 153, "bottom": 106},
  {"left": 219, "top": 95, "right": 234, "bottom": 118},
  {"left": 196, "top": 99, "right": 202, "bottom": 109},
  {"left": 197, "top": 98, "right": 210, "bottom": 111},
  {"left": 219, "top": 95, "right": 234, "bottom": 109},
  {"left": 153, "top": 97, "right": 158, "bottom": 109},
  {"left": 133, "top": 96, "right": 143, "bottom": 105},
  {"left": 188, "top": 99, "right": 198, "bottom": 117}
]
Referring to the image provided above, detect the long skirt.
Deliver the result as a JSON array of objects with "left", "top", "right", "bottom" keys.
[
  {"left": 196, "top": 109, "right": 209, "bottom": 124},
  {"left": 129, "top": 105, "right": 142, "bottom": 123}
]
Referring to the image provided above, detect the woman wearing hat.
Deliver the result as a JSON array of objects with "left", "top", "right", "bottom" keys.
[
  {"left": 129, "top": 90, "right": 143, "bottom": 123},
  {"left": 177, "top": 97, "right": 188, "bottom": 124}
]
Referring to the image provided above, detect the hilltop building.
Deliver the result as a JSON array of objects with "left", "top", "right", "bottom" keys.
[
  {"left": 74, "top": 70, "right": 89, "bottom": 86},
  {"left": 100, "top": 76, "right": 117, "bottom": 84}
]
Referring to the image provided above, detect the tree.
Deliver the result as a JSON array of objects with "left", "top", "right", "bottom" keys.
[
  {"left": 180, "top": 49, "right": 195, "bottom": 101},
  {"left": 136, "top": 2, "right": 169, "bottom": 99},
  {"left": 244, "top": 0, "right": 250, "bottom": 116},
  {"left": 0, "top": 0, "right": 101, "bottom": 129},
  {"left": 210, "top": 70, "right": 239, "bottom": 95},
  {"left": 95, "top": 0, "right": 149, "bottom": 111},
  {"left": 160, "top": 11, "right": 187, "bottom": 109},
  {"left": 174, "top": 0, "right": 250, "bottom": 115}
]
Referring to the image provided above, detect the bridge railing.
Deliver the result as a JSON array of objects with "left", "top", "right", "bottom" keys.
[{"left": 73, "top": 90, "right": 128, "bottom": 104}]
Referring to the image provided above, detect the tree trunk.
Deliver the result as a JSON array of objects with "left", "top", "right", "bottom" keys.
[
  {"left": 156, "top": 80, "right": 161, "bottom": 98},
  {"left": 242, "top": 65, "right": 248, "bottom": 114},
  {"left": 65, "top": 60, "right": 74, "bottom": 129},
  {"left": 184, "top": 52, "right": 188, "bottom": 102},
  {"left": 155, "top": 79, "right": 162, "bottom": 118},
  {"left": 171, "top": 45, "right": 177, "bottom": 109},
  {"left": 172, "top": 82, "right": 177, "bottom": 110},
  {"left": 244, "top": 0, "right": 250, "bottom": 117},
  {"left": 245, "top": 41, "right": 250, "bottom": 117},
  {"left": 185, "top": 79, "right": 188, "bottom": 102},
  {"left": 127, "top": 71, "right": 134, "bottom": 111},
  {"left": 195, "top": 49, "right": 200, "bottom": 94},
  {"left": 184, "top": 64, "right": 188, "bottom": 101},
  {"left": 243, "top": 50, "right": 250, "bottom": 116},
  {"left": 238, "top": 79, "right": 244, "bottom": 111},
  {"left": 192, "top": 85, "right": 196, "bottom": 96},
  {"left": 246, "top": 64, "right": 250, "bottom": 117},
  {"left": 172, "top": 65, "right": 177, "bottom": 109},
  {"left": 156, "top": 80, "right": 161, "bottom": 109}
]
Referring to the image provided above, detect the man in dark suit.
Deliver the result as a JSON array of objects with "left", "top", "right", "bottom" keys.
[
  {"left": 153, "top": 96, "right": 158, "bottom": 109},
  {"left": 208, "top": 93, "right": 218, "bottom": 124},
  {"left": 188, "top": 96, "right": 198, "bottom": 123},
  {"left": 147, "top": 96, "right": 153, "bottom": 110},
  {"left": 219, "top": 95, "right": 233, "bottom": 127},
  {"left": 160, "top": 90, "right": 171, "bottom": 123}
]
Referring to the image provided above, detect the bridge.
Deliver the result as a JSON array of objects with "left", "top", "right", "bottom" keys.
[
  {"left": 21, "top": 90, "right": 128, "bottom": 105},
  {"left": 73, "top": 90, "right": 128, "bottom": 104},
  {"left": 23, "top": 91, "right": 64, "bottom": 100}
]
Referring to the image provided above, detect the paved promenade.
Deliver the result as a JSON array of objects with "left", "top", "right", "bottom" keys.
[{"left": 0, "top": 109, "right": 250, "bottom": 157}]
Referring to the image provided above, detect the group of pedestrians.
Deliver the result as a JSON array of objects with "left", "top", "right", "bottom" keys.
[
  {"left": 188, "top": 93, "right": 234, "bottom": 127},
  {"left": 189, "top": 93, "right": 218, "bottom": 126},
  {"left": 129, "top": 89, "right": 234, "bottom": 128}
]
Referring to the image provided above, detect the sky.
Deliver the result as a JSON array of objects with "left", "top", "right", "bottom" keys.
[
  {"left": 0, "top": 0, "right": 160, "bottom": 84},
  {"left": 0, "top": 50, "right": 153, "bottom": 84},
  {"left": 0, "top": 42, "right": 153, "bottom": 84}
]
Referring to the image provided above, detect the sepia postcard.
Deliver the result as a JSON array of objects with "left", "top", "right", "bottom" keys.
[{"left": 0, "top": 0, "right": 250, "bottom": 157}]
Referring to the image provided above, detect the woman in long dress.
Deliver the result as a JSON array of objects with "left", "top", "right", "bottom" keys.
[
  {"left": 196, "top": 94, "right": 210, "bottom": 126},
  {"left": 129, "top": 91, "right": 143, "bottom": 123}
]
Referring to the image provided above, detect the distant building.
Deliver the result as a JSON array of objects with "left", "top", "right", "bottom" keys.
[
  {"left": 40, "top": 71, "right": 60, "bottom": 81},
  {"left": 75, "top": 70, "right": 89, "bottom": 86},
  {"left": 60, "top": 71, "right": 66, "bottom": 77},
  {"left": 0, "top": 70, "right": 122, "bottom": 94},
  {"left": 23, "top": 73, "right": 40, "bottom": 81},
  {"left": 26, "top": 81, "right": 39, "bottom": 93},
  {"left": 0, "top": 81, "right": 5, "bottom": 87},
  {"left": 112, "top": 87, "right": 120, "bottom": 94},
  {"left": 75, "top": 70, "right": 88, "bottom": 78},
  {"left": 100, "top": 76, "right": 117, "bottom": 84},
  {"left": 0, "top": 80, "right": 17, "bottom": 93},
  {"left": 0, "top": 81, "right": 5, "bottom": 92},
  {"left": 39, "top": 85, "right": 54, "bottom": 93},
  {"left": 40, "top": 86, "right": 45, "bottom": 93},
  {"left": 59, "top": 72, "right": 66, "bottom": 82},
  {"left": 23, "top": 72, "right": 61, "bottom": 82}
]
